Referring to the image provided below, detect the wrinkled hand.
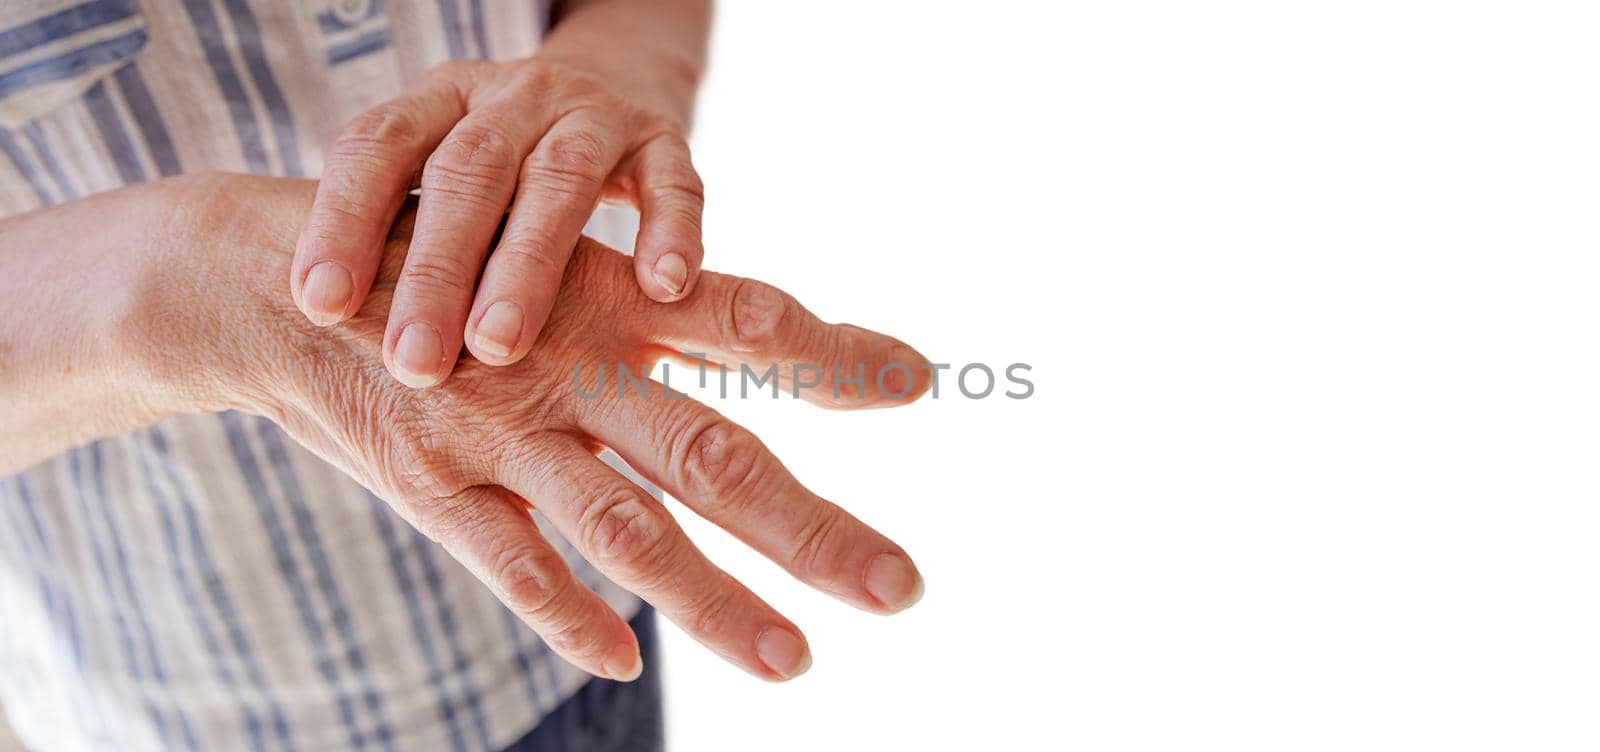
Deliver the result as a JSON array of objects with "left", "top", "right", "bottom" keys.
[
  {"left": 166, "top": 176, "right": 927, "bottom": 682},
  {"left": 290, "top": 57, "right": 705, "bottom": 388}
]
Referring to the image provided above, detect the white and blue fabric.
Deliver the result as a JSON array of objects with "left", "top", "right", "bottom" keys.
[{"left": 0, "top": 2, "right": 657, "bottom": 750}]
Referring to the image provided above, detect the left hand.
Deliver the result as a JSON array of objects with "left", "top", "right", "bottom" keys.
[
  {"left": 290, "top": 56, "right": 706, "bottom": 388},
  {"left": 138, "top": 175, "right": 929, "bottom": 682}
]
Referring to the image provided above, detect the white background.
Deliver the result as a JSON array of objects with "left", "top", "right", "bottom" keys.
[{"left": 660, "top": 1, "right": 1600, "bottom": 750}]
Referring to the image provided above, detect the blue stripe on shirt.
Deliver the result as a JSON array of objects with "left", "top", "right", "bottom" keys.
[
  {"left": 20, "top": 122, "right": 78, "bottom": 200},
  {"left": 0, "top": 0, "right": 140, "bottom": 60},
  {"left": 0, "top": 481, "right": 85, "bottom": 733},
  {"left": 327, "top": 28, "right": 391, "bottom": 65},
  {"left": 87, "top": 442, "right": 203, "bottom": 752},
  {"left": 410, "top": 529, "right": 493, "bottom": 749},
  {"left": 176, "top": 0, "right": 269, "bottom": 173},
  {"left": 214, "top": 0, "right": 304, "bottom": 176},
  {"left": 133, "top": 433, "right": 274, "bottom": 752},
  {"left": 467, "top": 0, "right": 490, "bottom": 58},
  {"left": 110, "top": 63, "right": 181, "bottom": 177},
  {"left": 252, "top": 420, "right": 396, "bottom": 751},
  {"left": 435, "top": 0, "right": 469, "bottom": 60},
  {"left": 83, "top": 79, "right": 146, "bottom": 184},
  {"left": 68, "top": 446, "right": 177, "bottom": 749},
  {"left": 0, "top": 128, "right": 56, "bottom": 205},
  {"left": 6, "top": 475, "right": 108, "bottom": 742},
  {"left": 0, "top": 28, "right": 147, "bottom": 100},
  {"left": 220, "top": 413, "right": 374, "bottom": 752},
  {"left": 368, "top": 499, "right": 471, "bottom": 752},
  {"left": 147, "top": 425, "right": 299, "bottom": 752},
  {"left": 500, "top": 608, "right": 552, "bottom": 716}
]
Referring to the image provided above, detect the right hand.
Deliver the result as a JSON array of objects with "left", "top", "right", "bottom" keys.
[
  {"left": 135, "top": 174, "right": 931, "bottom": 682},
  {"left": 289, "top": 58, "right": 710, "bottom": 389}
]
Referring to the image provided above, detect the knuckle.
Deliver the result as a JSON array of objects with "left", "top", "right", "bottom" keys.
[
  {"left": 402, "top": 254, "right": 476, "bottom": 299},
  {"left": 482, "top": 429, "right": 566, "bottom": 488},
  {"left": 389, "top": 421, "right": 468, "bottom": 504},
  {"left": 302, "top": 196, "right": 384, "bottom": 246},
  {"left": 790, "top": 503, "right": 847, "bottom": 583},
  {"left": 523, "top": 135, "right": 609, "bottom": 196},
  {"left": 649, "top": 162, "right": 705, "bottom": 205},
  {"left": 431, "top": 58, "right": 485, "bottom": 83},
  {"left": 315, "top": 194, "right": 378, "bottom": 224},
  {"left": 423, "top": 128, "right": 517, "bottom": 201},
  {"left": 808, "top": 327, "right": 861, "bottom": 407},
  {"left": 683, "top": 585, "right": 739, "bottom": 643},
  {"left": 337, "top": 105, "right": 422, "bottom": 154},
  {"left": 405, "top": 486, "right": 479, "bottom": 544},
  {"left": 729, "top": 279, "right": 793, "bottom": 350},
  {"left": 491, "top": 547, "right": 565, "bottom": 615},
  {"left": 657, "top": 199, "right": 704, "bottom": 236},
  {"left": 578, "top": 490, "right": 669, "bottom": 572},
  {"left": 680, "top": 419, "right": 766, "bottom": 502},
  {"left": 509, "top": 59, "right": 561, "bottom": 92},
  {"left": 544, "top": 131, "right": 610, "bottom": 179},
  {"left": 816, "top": 324, "right": 852, "bottom": 377},
  {"left": 521, "top": 61, "right": 608, "bottom": 104},
  {"left": 539, "top": 619, "right": 595, "bottom": 659},
  {"left": 493, "top": 232, "right": 568, "bottom": 281}
]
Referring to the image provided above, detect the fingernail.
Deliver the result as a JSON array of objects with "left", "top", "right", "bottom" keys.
[
  {"left": 302, "top": 261, "right": 353, "bottom": 326},
  {"left": 892, "top": 345, "right": 925, "bottom": 371},
  {"left": 865, "top": 553, "right": 924, "bottom": 612},
  {"left": 652, "top": 252, "right": 688, "bottom": 297},
  {"left": 603, "top": 642, "right": 643, "bottom": 682},
  {"left": 755, "top": 627, "right": 811, "bottom": 680},
  {"left": 393, "top": 322, "right": 443, "bottom": 388},
  {"left": 473, "top": 300, "right": 523, "bottom": 360},
  {"left": 882, "top": 345, "right": 925, "bottom": 398}
]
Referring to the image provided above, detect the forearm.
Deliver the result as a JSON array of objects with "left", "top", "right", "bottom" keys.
[
  {"left": 0, "top": 175, "right": 287, "bottom": 475},
  {"left": 0, "top": 184, "right": 179, "bottom": 473},
  {"left": 544, "top": 0, "right": 713, "bottom": 127}
]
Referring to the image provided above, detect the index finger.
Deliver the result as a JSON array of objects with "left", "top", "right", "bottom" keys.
[{"left": 291, "top": 80, "right": 466, "bottom": 326}]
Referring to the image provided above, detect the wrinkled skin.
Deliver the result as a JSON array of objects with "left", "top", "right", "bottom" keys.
[
  {"left": 135, "top": 174, "right": 929, "bottom": 682},
  {"left": 292, "top": 55, "right": 709, "bottom": 387}
]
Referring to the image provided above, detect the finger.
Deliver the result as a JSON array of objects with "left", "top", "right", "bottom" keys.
[
  {"left": 384, "top": 102, "right": 560, "bottom": 388},
  {"left": 465, "top": 110, "right": 631, "bottom": 365},
  {"left": 499, "top": 436, "right": 813, "bottom": 681},
  {"left": 406, "top": 485, "right": 642, "bottom": 681},
  {"left": 578, "top": 381, "right": 925, "bottom": 615},
  {"left": 627, "top": 134, "right": 706, "bottom": 302},
  {"left": 641, "top": 266, "right": 933, "bottom": 408},
  {"left": 292, "top": 80, "right": 466, "bottom": 326}
]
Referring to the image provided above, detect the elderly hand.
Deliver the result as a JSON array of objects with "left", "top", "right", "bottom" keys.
[
  {"left": 289, "top": 54, "right": 706, "bottom": 389},
  {"left": 138, "top": 175, "right": 928, "bottom": 682}
]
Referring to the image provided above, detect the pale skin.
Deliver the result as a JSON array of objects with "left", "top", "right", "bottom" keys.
[
  {"left": 293, "top": 0, "right": 717, "bottom": 388},
  {"left": 0, "top": 173, "right": 929, "bottom": 681},
  {"left": 1, "top": 0, "right": 925, "bottom": 685}
]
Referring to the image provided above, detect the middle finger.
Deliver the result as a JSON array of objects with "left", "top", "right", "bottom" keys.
[
  {"left": 577, "top": 380, "right": 926, "bottom": 616},
  {"left": 465, "top": 109, "right": 631, "bottom": 366},
  {"left": 383, "top": 99, "right": 561, "bottom": 387},
  {"left": 496, "top": 435, "right": 815, "bottom": 681}
]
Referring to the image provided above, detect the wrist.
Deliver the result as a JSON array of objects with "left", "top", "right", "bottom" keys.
[
  {"left": 0, "top": 176, "right": 246, "bottom": 469},
  {"left": 122, "top": 173, "right": 310, "bottom": 421},
  {"left": 541, "top": 0, "right": 709, "bottom": 127}
]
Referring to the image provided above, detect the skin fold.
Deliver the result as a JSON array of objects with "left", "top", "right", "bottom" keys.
[{"left": 0, "top": 173, "right": 929, "bottom": 683}]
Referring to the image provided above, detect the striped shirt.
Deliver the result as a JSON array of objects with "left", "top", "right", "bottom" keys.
[{"left": 0, "top": 1, "right": 653, "bottom": 750}]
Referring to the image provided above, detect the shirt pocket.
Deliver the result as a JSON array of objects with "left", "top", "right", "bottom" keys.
[{"left": 0, "top": 0, "right": 149, "bottom": 129}]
